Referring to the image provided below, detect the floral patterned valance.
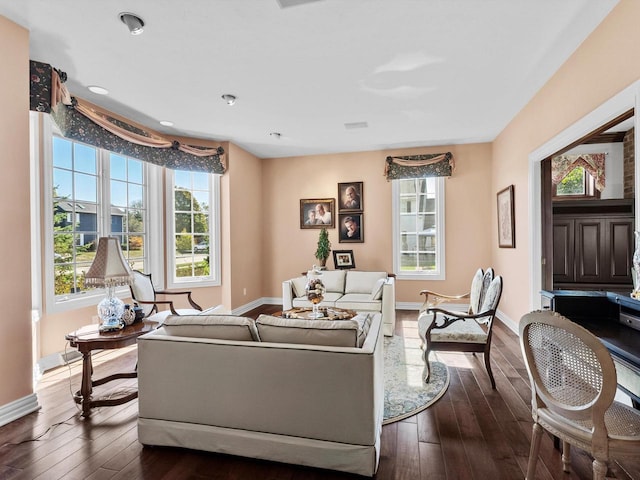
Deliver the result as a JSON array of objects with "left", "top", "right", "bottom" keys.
[
  {"left": 30, "top": 60, "right": 225, "bottom": 174},
  {"left": 384, "top": 152, "right": 454, "bottom": 180},
  {"left": 552, "top": 153, "right": 606, "bottom": 192}
]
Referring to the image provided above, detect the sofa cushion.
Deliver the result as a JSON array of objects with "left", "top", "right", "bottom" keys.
[
  {"left": 370, "top": 278, "right": 386, "bottom": 300},
  {"left": 292, "top": 291, "right": 342, "bottom": 308},
  {"left": 336, "top": 294, "right": 382, "bottom": 312},
  {"left": 162, "top": 315, "right": 259, "bottom": 341},
  {"left": 344, "top": 271, "right": 387, "bottom": 294},
  {"left": 290, "top": 276, "right": 307, "bottom": 297},
  {"left": 319, "top": 270, "right": 346, "bottom": 293},
  {"left": 255, "top": 314, "right": 360, "bottom": 347}
]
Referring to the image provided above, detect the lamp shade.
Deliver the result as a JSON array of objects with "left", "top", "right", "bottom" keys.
[{"left": 85, "top": 237, "right": 133, "bottom": 287}]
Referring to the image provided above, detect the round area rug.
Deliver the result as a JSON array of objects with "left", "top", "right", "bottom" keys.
[{"left": 383, "top": 335, "right": 449, "bottom": 424}]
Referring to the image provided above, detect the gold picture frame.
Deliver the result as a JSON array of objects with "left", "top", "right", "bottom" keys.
[{"left": 497, "top": 185, "right": 515, "bottom": 248}]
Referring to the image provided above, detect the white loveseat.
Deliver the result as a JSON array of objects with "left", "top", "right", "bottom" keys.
[
  {"left": 282, "top": 270, "right": 396, "bottom": 336},
  {"left": 137, "top": 312, "right": 384, "bottom": 477}
]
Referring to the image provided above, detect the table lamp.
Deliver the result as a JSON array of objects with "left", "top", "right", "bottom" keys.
[{"left": 85, "top": 237, "right": 133, "bottom": 332}]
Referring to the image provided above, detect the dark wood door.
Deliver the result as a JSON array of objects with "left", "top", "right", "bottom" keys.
[
  {"left": 552, "top": 218, "right": 574, "bottom": 283},
  {"left": 605, "top": 218, "right": 634, "bottom": 283},
  {"left": 575, "top": 218, "right": 603, "bottom": 283}
]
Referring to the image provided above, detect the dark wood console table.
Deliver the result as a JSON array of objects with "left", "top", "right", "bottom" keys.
[
  {"left": 65, "top": 321, "right": 157, "bottom": 417},
  {"left": 541, "top": 290, "right": 640, "bottom": 408}
]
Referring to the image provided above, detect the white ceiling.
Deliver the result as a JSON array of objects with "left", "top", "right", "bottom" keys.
[{"left": 0, "top": 0, "right": 619, "bottom": 159}]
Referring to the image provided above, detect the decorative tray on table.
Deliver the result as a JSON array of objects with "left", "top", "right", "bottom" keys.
[{"left": 280, "top": 307, "right": 357, "bottom": 320}]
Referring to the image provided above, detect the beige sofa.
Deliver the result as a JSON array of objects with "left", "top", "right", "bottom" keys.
[
  {"left": 282, "top": 270, "right": 396, "bottom": 336},
  {"left": 137, "top": 312, "right": 384, "bottom": 477}
]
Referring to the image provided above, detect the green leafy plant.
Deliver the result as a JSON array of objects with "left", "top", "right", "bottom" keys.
[{"left": 315, "top": 228, "right": 331, "bottom": 266}]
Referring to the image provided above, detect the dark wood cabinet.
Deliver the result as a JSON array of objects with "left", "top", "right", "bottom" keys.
[{"left": 553, "top": 199, "right": 634, "bottom": 290}]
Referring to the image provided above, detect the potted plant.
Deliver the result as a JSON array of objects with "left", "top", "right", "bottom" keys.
[{"left": 315, "top": 227, "right": 331, "bottom": 268}]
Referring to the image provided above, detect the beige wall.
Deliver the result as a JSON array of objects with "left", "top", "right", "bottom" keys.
[
  {"left": 225, "top": 143, "right": 264, "bottom": 307},
  {"left": 492, "top": 0, "right": 640, "bottom": 325},
  {"left": 0, "top": 17, "right": 32, "bottom": 404},
  {"left": 4, "top": 0, "right": 640, "bottom": 412},
  {"left": 262, "top": 143, "right": 493, "bottom": 302}
]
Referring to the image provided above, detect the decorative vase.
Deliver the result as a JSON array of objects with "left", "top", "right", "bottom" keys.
[
  {"left": 121, "top": 304, "right": 136, "bottom": 326},
  {"left": 633, "top": 231, "right": 640, "bottom": 300},
  {"left": 305, "top": 265, "right": 326, "bottom": 318}
]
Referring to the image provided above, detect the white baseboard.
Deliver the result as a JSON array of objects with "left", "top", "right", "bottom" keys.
[
  {"left": 0, "top": 394, "right": 41, "bottom": 427},
  {"left": 496, "top": 308, "right": 519, "bottom": 334}
]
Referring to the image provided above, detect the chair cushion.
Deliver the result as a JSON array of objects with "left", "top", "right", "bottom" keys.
[
  {"left": 418, "top": 312, "right": 488, "bottom": 344},
  {"left": 146, "top": 308, "right": 203, "bottom": 325},
  {"left": 162, "top": 315, "right": 259, "bottom": 341},
  {"left": 478, "top": 276, "right": 502, "bottom": 323},
  {"left": 469, "top": 268, "right": 484, "bottom": 315},
  {"left": 131, "top": 271, "right": 156, "bottom": 316},
  {"left": 345, "top": 271, "right": 387, "bottom": 294},
  {"left": 255, "top": 314, "right": 360, "bottom": 347}
]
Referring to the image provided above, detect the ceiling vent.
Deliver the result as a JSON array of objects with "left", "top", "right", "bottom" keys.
[
  {"left": 344, "top": 121, "right": 368, "bottom": 130},
  {"left": 276, "top": 0, "right": 323, "bottom": 8}
]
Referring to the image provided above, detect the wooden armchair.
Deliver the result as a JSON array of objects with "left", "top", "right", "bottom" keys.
[
  {"left": 418, "top": 270, "right": 502, "bottom": 389},
  {"left": 129, "top": 270, "right": 205, "bottom": 324},
  {"left": 419, "top": 267, "right": 494, "bottom": 314},
  {"left": 520, "top": 310, "right": 640, "bottom": 479}
]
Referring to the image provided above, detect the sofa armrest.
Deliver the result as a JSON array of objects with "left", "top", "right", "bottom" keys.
[
  {"left": 282, "top": 280, "right": 294, "bottom": 311},
  {"left": 381, "top": 277, "right": 396, "bottom": 336}
]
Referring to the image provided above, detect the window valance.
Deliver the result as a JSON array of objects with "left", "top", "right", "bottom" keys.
[
  {"left": 552, "top": 153, "right": 606, "bottom": 192},
  {"left": 29, "top": 60, "right": 225, "bottom": 174},
  {"left": 384, "top": 152, "right": 454, "bottom": 180}
]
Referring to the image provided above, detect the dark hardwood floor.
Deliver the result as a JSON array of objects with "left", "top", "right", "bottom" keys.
[{"left": 1, "top": 307, "right": 639, "bottom": 479}]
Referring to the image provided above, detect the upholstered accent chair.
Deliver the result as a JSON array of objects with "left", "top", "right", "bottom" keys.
[
  {"left": 519, "top": 310, "right": 640, "bottom": 480},
  {"left": 417, "top": 269, "right": 502, "bottom": 389},
  {"left": 129, "top": 270, "right": 210, "bottom": 324}
]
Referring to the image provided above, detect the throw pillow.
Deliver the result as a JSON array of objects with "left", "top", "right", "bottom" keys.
[
  {"left": 162, "top": 315, "right": 259, "bottom": 341},
  {"left": 369, "top": 278, "right": 386, "bottom": 300},
  {"left": 291, "top": 276, "right": 308, "bottom": 298},
  {"left": 255, "top": 314, "right": 359, "bottom": 347}
]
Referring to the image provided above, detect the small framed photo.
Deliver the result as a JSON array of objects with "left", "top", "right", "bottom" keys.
[
  {"left": 338, "top": 182, "right": 363, "bottom": 212},
  {"left": 339, "top": 213, "right": 363, "bottom": 243},
  {"left": 497, "top": 185, "right": 515, "bottom": 248},
  {"left": 300, "top": 198, "right": 335, "bottom": 229},
  {"left": 333, "top": 250, "right": 356, "bottom": 269}
]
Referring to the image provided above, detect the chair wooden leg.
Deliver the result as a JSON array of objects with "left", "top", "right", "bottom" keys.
[
  {"left": 561, "top": 441, "right": 571, "bottom": 473},
  {"left": 422, "top": 347, "right": 431, "bottom": 383},
  {"left": 526, "top": 423, "right": 543, "bottom": 480},
  {"left": 592, "top": 459, "right": 608, "bottom": 480},
  {"left": 483, "top": 349, "right": 496, "bottom": 389}
]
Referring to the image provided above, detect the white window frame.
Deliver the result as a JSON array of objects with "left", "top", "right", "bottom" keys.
[
  {"left": 165, "top": 170, "right": 221, "bottom": 288},
  {"left": 41, "top": 115, "right": 162, "bottom": 314},
  {"left": 392, "top": 176, "right": 446, "bottom": 280}
]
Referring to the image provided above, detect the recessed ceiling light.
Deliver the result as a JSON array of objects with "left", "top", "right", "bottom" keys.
[
  {"left": 221, "top": 94, "right": 236, "bottom": 106},
  {"left": 159, "top": 120, "right": 174, "bottom": 127},
  {"left": 88, "top": 85, "right": 109, "bottom": 95},
  {"left": 119, "top": 12, "right": 145, "bottom": 35},
  {"left": 344, "top": 121, "right": 368, "bottom": 130}
]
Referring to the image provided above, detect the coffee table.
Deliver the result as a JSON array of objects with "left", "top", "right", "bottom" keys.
[
  {"left": 277, "top": 306, "right": 357, "bottom": 320},
  {"left": 65, "top": 320, "right": 157, "bottom": 417}
]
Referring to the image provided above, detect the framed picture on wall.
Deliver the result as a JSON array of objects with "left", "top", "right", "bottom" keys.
[
  {"left": 338, "top": 213, "right": 363, "bottom": 243},
  {"left": 497, "top": 185, "right": 515, "bottom": 248},
  {"left": 333, "top": 250, "right": 356, "bottom": 269},
  {"left": 300, "top": 198, "right": 335, "bottom": 229},
  {"left": 338, "top": 182, "right": 363, "bottom": 212}
]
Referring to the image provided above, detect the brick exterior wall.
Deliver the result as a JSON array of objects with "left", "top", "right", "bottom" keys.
[{"left": 623, "top": 127, "right": 635, "bottom": 199}]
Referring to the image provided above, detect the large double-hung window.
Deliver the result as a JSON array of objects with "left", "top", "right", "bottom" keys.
[
  {"left": 48, "top": 134, "right": 149, "bottom": 309},
  {"left": 393, "top": 177, "right": 445, "bottom": 279},
  {"left": 166, "top": 169, "right": 220, "bottom": 287}
]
